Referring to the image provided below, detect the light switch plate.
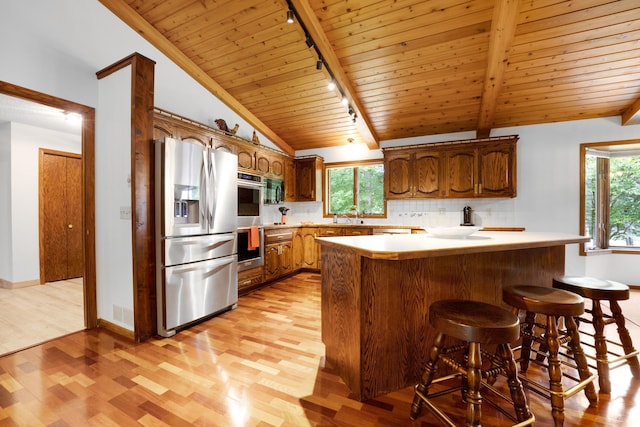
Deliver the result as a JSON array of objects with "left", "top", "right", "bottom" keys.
[{"left": 120, "top": 206, "right": 131, "bottom": 220}]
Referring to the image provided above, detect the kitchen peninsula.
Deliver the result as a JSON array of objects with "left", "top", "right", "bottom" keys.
[{"left": 316, "top": 231, "right": 589, "bottom": 401}]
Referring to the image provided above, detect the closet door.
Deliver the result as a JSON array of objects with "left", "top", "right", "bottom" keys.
[{"left": 39, "top": 150, "right": 83, "bottom": 283}]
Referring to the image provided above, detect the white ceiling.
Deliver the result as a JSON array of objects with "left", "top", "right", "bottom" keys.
[{"left": 0, "top": 94, "right": 82, "bottom": 135}]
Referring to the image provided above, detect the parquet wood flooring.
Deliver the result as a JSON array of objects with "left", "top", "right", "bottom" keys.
[{"left": 0, "top": 272, "right": 639, "bottom": 426}]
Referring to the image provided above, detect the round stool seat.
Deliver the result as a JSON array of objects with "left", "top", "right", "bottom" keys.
[
  {"left": 429, "top": 299, "right": 520, "bottom": 344},
  {"left": 503, "top": 285, "right": 584, "bottom": 317},
  {"left": 553, "top": 275, "right": 629, "bottom": 301}
]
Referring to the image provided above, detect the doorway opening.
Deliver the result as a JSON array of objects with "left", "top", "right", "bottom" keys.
[{"left": 0, "top": 81, "right": 97, "bottom": 354}]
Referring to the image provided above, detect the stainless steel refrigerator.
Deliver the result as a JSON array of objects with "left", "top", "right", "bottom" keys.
[{"left": 155, "top": 137, "right": 238, "bottom": 337}]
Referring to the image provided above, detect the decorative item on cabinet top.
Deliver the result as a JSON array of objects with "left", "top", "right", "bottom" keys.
[{"left": 214, "top": 118, "right": 239, "bottom": 135}]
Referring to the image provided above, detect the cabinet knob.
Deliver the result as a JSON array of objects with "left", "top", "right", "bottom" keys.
[{"left": 68, "top": 224, "right": 73, "bottom": 229}]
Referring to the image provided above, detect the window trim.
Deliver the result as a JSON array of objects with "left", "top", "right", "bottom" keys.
[
  {"left": 580, "top": 138, "right": 640, "bottom": 256},
  {"left": 323, "top": 159, "right": 387, "bottom": 219}
]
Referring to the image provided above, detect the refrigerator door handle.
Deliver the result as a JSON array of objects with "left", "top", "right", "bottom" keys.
[
  {"left": 171, "top": 255, "right": 234, "bottom": 276},
  {"left": 200, "top": 149, "right": 209, "bottom": 229},
  {"left": 209, "top": 150, "right": 218, "bottom": 227}
]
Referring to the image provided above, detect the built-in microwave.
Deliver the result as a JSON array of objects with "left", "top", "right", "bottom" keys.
[
  {"left": 264, "top": 178, "right": 284, "bottom": 204},
  {"left": 237, "top": 172, "right": 263, "bottom": 227}
]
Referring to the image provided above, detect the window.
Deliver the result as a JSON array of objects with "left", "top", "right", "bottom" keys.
[
  {"left": 325, "top": 160, "right": 385, "bottom": 218},
  {"left": 581, "top": 140, "right": 640, "bottom": 254}
]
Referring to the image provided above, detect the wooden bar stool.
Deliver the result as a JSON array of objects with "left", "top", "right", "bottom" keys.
[
  {"left": 552, "top": 275, "right": 640, "bottom": 393},
  {"left": 410, "top": 299, "right": 534, "bottom": 427},
  {"left": 503, "top": 285, "right": 598, "bottom": 427}
]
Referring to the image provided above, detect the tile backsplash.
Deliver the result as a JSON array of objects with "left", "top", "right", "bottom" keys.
[{"left": 264, "top": 198, "right": 519, "bottom": 228}]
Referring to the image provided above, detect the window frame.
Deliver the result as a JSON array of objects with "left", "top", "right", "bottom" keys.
[
  {"left": 323, "top": 159, "right": 387, "bottom": 219},
  {"left": 580, "top": 138, "right": 640, "bottom": 256}
]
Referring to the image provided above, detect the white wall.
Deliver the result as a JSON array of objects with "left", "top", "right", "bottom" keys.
[
  {"left": 95, "top": 67, "right": 134, "bottom": 329},
  {"left": 294, "top": 118, "right": 640, "bottom": 284},
  {"left": 1, "top": 0, "right": 638, "bottom": 302},
  {"left": 0, "top": 123, "right": 12, "bottom": 282},
  {"left": 0, "top": 123, "right": 80, "bottom": 284}
]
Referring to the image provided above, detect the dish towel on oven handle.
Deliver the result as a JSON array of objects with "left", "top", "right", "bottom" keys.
[{"left": 248, "top": 226, "right": 260, "bottom": 251}]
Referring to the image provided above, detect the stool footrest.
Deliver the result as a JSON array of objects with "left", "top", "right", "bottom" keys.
[{"left": 415, "top": 374, "right": 536, "bottom": 427}]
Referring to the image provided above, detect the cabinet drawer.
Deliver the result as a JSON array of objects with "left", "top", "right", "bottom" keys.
[
  {"left": 264, "top": 230, "right": 294, "bottom": 244},
  {"left": 318, "top": 228, "right": 343, "bottom": 237}
]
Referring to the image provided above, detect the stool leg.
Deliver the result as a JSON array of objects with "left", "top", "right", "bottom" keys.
[
  {"left": 565, "top": 315, "right": 598, "bottom": 407},
  {"left": 466, "top": 342, "right": 482, "bottom": 427},
  {"left": 545, "top": 315, "right": 565, "bottom": 427},
  {"left": 610, "top": 299, "right": 640, "bottom": 379},
  {"left": 411, "top": 332, "right": 445, "bottom": 420},
  {"left": 519, "top": 311, "right": 536, "bottom": 373},
  {"left": 592, "top": 300, "right": 610, "bottom": 393},
  {"left": 497, "top": 343, "right": 532, "bottom": 423}
]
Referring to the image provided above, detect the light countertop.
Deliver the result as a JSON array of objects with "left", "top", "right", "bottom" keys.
[{"left": 315, "top": 231, "right": 589, "bottom": 260}]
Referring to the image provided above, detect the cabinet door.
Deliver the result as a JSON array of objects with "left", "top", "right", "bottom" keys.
[
  {"left": 384, "top": 152, "right": 412, "bottom": 199},
  {"left": 255, "top": 151, "right": 270, "bottom": 175},
  {"left": 413, "top": 151, "right": 442, "bottom": 198},
  {"left": 270, "top": 155, "right": 285, "bottom": 178},
  {"left": 296, "top": 158, "right": 317, "bottom": 201},
  {"left": 237, "top": 146, "right": 255, "bottom": 170},
  {"left": 264, "top": 244, "right": 280, "bottom": 281},
  {"left": 284, "top": 157, "right": 296, "bottom": 201},
  {"left": 280, "top": 242, "right": 293, "bottom": 275},
  {"left": 300, "top": 228, "right": 318, "bottom": 269},
  {"left": 478, "top": 143, "right": 516, "bottom": 197},
  {"left": 292, "top": 231, "right": 304, "bottom": 269},
  {"left": 444, "top": 149, "right": 476, "bottom": 198}
]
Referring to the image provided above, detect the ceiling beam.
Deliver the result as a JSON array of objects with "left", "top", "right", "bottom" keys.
[
  {"left": 98, "top": 0, "right": 295, "bottom": 156},
  {"left": 476, "top": 0, "right": 520, "bottom": 139},
  {"left": 622, "top": 96, "right": 640, "bottom": 125},
  {"left": 290, "top": 0, "right": 380, "bottom": 150}
]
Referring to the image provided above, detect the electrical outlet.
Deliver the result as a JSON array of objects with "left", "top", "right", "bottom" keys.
[{"left": 120, "top": 206, "right": 131, "bottom": 220}]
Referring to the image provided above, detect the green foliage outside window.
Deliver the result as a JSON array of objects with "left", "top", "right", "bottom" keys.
[
  {"left": 327, "top": 164, "right": 384, "bottom": 215},
  {"left": 585, "top": 152, "right": 640, "bottom": 248}
]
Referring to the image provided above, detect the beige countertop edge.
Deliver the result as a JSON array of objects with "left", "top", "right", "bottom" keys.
[{"left": 315, "top": 232, "right": 589, "bottom": 261}]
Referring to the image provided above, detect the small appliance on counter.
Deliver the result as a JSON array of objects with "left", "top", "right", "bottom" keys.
[
  {"left": 278, "top": 206, "right": 290, "bottom": 224},
  {"left": 461, "top": 205, "right": 474, "bottom": 226}
]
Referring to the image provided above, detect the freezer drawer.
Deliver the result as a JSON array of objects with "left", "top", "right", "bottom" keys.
[
  {"left": 159, "top": 254, "right": 238, "bottom": 336},
  {"left": 163, "top": 233, "right": 236, "bottom": 266}
]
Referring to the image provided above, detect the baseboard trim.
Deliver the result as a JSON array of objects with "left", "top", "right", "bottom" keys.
[
  {"left": 98, "top": 318, "right": 135, "bottom": 340},
  {"left": 0, "top": 278, "right": 40, "bottom": 289}
]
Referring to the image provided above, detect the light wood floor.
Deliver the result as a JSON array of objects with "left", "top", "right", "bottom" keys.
[
  {"left": 0, "top": 278, "right": 84, "bottom": 355},
  {"left": 0, "top": 272, "right": 639, "bottom": 426}
]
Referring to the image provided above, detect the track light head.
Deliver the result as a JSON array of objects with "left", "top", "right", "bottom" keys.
[
  {"left": 287, "top": 10, "right": 294, "bottom": 23},
  {"left": 316, "top": 58, "right": 323, "bottom": 70},
  {"left": 341, "top": 96, "right": 348, "bottom": 105},
  {"left": 327, "top": 80, "right": 336, "bottom": 91},
  {"left": 305, "top": 36, "right": 314, "bottom": 48}
]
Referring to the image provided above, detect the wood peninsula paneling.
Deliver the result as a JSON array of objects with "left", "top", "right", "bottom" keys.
[{"left": 320, "top": 243, "right": 566, "bottom": 401}]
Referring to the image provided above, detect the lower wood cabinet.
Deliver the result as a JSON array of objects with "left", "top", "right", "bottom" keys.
[
  {"left": 264, "top": 228, "right": 295, "bottom": 282},
  {"left": 238, "top": 266, "right": 263, "bottom": 296},
  {"left": 294, "top": 227, "right": 318, "bottom": 270}
]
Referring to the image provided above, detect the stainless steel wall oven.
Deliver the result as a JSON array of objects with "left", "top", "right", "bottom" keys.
[
  {"left": 236, "top": 226, "right": 264, "bottom": 271},
  {"left": 237, "top": 172, "right": 263, "bottom": 227}
]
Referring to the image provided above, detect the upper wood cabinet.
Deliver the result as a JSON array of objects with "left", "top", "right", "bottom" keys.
[
  {"left": 384, "top": 136, "right": 517, "bottom": 199},
  {"left": 284, "top": 157, "right": 296, "bottom": 201},
  {"left": 236, "top": 141, "right": 288, "bottom": 179},
  {"left": 290, "top": 156, "right": 324, "bottom": 202},
  {"left": 384, "top": 149, "right": 442, "bottom": 199}
]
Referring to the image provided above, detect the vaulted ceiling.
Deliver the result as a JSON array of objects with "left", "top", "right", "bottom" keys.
[{"left": 99, "top": 0, "right": 640, "bottom": 155}]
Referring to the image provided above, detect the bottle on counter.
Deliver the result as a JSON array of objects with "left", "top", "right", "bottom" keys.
[{"left": 333, "top": 214, "right": 337, "bottom": 224}]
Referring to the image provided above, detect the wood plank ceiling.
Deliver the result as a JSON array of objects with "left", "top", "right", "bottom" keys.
[{"left": 99, "top": 0, "right": 640, "bottom": 154}]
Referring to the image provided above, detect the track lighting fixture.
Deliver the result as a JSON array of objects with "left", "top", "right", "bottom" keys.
[
  {"left": 305, "top": 35, "right": 314, "bottom": 48},
  {"left": 286, "top": 0, "right": 357, "bottom": 125}
]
